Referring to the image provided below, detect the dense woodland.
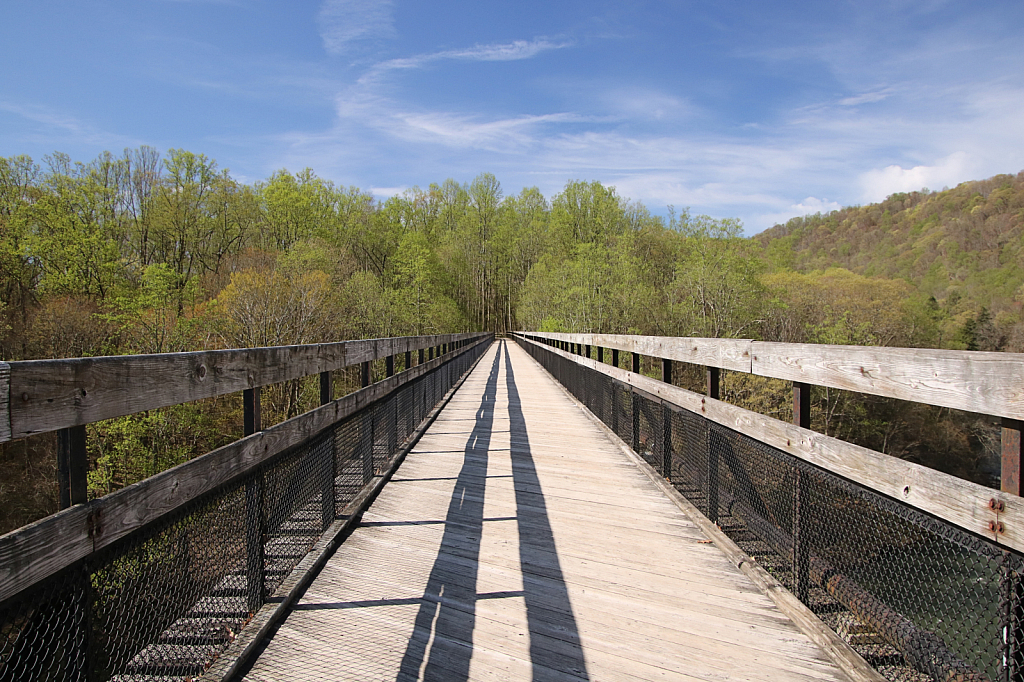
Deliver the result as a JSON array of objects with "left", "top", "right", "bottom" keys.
[{"left": 1, "top": 147, "right": 1022, "bottom": 532}]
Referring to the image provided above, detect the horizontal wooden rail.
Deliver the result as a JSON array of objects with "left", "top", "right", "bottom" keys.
[
  {"left": 0, "top": 335, "right": 493, "bottom": 605},
  {"left": 514, "top": 333, "right": 1024, "bottom": 554},
  {"left": 521, "top": 332, "right": 1024, "bottom": 421},
  {"left": 0, "top": 333, "right": 483, "bottom": 442}
]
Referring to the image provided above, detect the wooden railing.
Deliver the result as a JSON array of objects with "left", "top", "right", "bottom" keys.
[
  {"left": 517, "top": 332, "right": 1024, "bottom": 554},
  {"left": 0, "top": 333, "right": 492, "bottom": 681},
  {"left": 514, "top": 332, "right": 1024, "bottom": 682}
]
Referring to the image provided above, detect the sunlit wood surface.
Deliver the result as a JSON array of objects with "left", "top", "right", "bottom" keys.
[{"left": 242, "top": 339, "right": 850, "bottom": 681}]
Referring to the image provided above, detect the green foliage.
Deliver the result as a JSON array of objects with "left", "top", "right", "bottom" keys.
[{"left": 3, "top": 145, "right": 1021, "bottom": 525}]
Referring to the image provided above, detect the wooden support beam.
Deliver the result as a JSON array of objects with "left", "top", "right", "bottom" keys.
[
  {"left": 319, "top": 371, "right": 332, "bottom": 406},
  {"left": 706, "top": 366, "right": 720, "bottom": 400},
  {"left": 57, "top": 425, "right": 87, "bottom": 509},
  {"left": 244, "top": 387, "right": 261, "bottom": 436},
  {"left": 1003, "top": 418, "right": 1022, "bottom": 496}
]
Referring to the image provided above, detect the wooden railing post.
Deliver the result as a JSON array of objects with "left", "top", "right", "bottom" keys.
[
  {"left": 386, "top": 355, "right": 395, "bottom": 378},
  {"left": 57, "top": 425, "right": 88, "bottom": 509},
  {"left": 792, "top": 381, "right": 812, "bottom": 602},
  {"left": 320, "top": 371, "right": 332, "bottom": 405},
  {"left": 405, "top": 350, "right": 412, "bottom": 370},
  {"left": 1003, "top": 418, "right": 1022, "bottom": 496},
  {"left": 586, "top": 344, "right": 591, "bottom": 358},
  {"left": 361, "top": 360, "right": 371, "bottom": 388},
  {"left": 662, "top": 359, "right": 673, "bottom": 479},
  {"left": 242, "top": 385, "right": 265, "bottom": 614},
  {"left": 419, "top": 348, "right": 425, "bottom": 365},
  {"left": 706, "top": 367, "right": 720, "bottom": 400},
  {"left": 319, "top": 371, "right": 335, "bottom": 532},
  {"left": 632, "top": 353, "right": 641, "bottom": 453},
  {"left": 361, "top": 407, "right": 374, "bottom": 484},
  {"left": 705, "top": 368, "right": 720, "bottom": 524},
  {"left": 244, "top": 387, "right": 261, "bottom": 435},
  {"left": 597, "top": 346, "right": 604, "bottom": 363}
]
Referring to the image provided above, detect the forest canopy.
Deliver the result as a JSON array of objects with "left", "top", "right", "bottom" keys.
[{"left": 1, "top": 147, "right": 1021, "bottom": 529}]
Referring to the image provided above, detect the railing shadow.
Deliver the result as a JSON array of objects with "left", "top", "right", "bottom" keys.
[
  {"left": 396, "top": 340, "right": 590, "bottom": 681},
  {"left": 396, "top": 344, "right": 501, "bottom": 680},
  {"left": 504, "top": 340, "right": 590, "bottom": 681}
]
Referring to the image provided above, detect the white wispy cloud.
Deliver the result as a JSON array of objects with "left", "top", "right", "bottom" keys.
[
  {"left": 0, "top": 101, "right": 138, "bottom": 149},
  {"left": 262, "top": 3, "right": 1024, "bottom": 234},
  {"left": 359, "top": 38, "right": 572, "bottom": 86},
  {"left": 317, "top": 0, "right": 395, "bottom": 55}
]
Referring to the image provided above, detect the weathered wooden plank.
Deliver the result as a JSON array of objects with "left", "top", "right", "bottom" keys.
[
  {"left": 515, "top": 334, "right": 1024, "bottom": 554},
  {"left": 522, "top": 332, "right": 1024, "bottom": 420},
  {"left": 523, "top": 332, "right": 752, "bottom": 372},
  {"left": 751, "top": 341, "right": 1024, "bottom": 420},
  {"left": 4, "top": 333, "right": 485, "bottom": 441},
  {"left": 0, "top": 336, "right": 492, "bottom": 605}
]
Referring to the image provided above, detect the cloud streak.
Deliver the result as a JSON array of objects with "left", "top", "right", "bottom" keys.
[{"left": 317, "top": 0, "right": 395, "bottom": 55}]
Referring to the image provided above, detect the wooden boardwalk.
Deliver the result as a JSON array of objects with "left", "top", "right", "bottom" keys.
[{"left": 241, "top": 340, "right": 851, "bottom": 682}]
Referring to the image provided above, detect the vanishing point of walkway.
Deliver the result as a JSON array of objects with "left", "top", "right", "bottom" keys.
[{"left": 242, "top": 340, "right": 850, "bottom": 681}]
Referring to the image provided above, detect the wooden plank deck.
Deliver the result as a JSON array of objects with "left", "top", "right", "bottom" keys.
[{"left": 241, "top": 340, "right": 852, "bottom": 682}]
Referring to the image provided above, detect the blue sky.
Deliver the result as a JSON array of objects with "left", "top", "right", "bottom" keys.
[{"left": 2, "top": 0, "right": 1023, "bottom": 234}]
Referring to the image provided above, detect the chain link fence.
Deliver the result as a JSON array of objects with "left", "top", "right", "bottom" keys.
[
  {"left": 0, "top": 339, "right": 489, "bottom": 682},
  {"left": 519, "top": 338, "right": 1024, "bottom": 682}
]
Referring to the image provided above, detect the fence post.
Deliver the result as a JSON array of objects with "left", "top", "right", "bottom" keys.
[
  {"left": 662, "top": 359, "right": 673, "bottom": 479},
  {"left": 610, "top": 349, "right": 620, "bottom": 434},
  {"left": 597, "top": 346, "right": 604, "bottom": 363},
  {"left": 631, "top": 353, "right": 641, "bottom": 453},
  {"left": 1003, "top": 418, "right": 1022, "bottom": 495},
  {"left": 792, "top": 381, "right": 812, "bottom": 602},
  {"left": 361, "top": 360, "right": 371, "bottom": 387},
  {"left": 705, "top": 369, "right": 720, "bottom": 524},
  {"left": 586, "top": 344, "right": 591, "bottom": 358},
  {"left": 419, "top": 347, "right": 425, "bottom": 365},
  {"left": 319, "top": 372, "right": 335, "bottom": 531},
  {"left": 405, "top": 350, "right": 412, "bottom": 370},
  {"left": 243, "top": 386, "right": 265, "bottom": 615},
  {"left": 57, "top": 425, "right": 88, "bottom": 509},
  {"left": 386, "top": 354, "right": 395, "bottom": 378},
  {"left": 320, "top": 370, "right": 332, "bottom": 405},
  {"left": 362, "top": 406, "right": 374, "bottom": 483}
]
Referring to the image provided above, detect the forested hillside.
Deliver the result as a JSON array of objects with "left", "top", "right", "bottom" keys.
[
  {"left": 757, "top": 172, "right": 1024, "bottom": 352},
  {"left": 1, "top": 147, "right": 1019, "bottom": 531}
]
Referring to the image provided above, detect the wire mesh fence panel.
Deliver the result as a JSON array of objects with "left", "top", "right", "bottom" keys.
[
  {"left": 517, "top": 338, "right": 1024, "bottom": 682},
  {"left": 0, "top": 337, "right": 490, "bottom": 682}
]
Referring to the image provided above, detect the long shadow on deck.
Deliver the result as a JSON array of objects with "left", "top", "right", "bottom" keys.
[
  {"left": 504, "top": 341, "right": 590, "bottom": 681},
  {"left": 396, "top": 344, "right": 501, "bottom": 681},
  {"left": 396, "top": 341, "right": 590, "bottom": 681}
]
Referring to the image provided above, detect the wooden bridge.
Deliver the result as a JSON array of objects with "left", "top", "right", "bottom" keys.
[{"left": 1, "top": 332, "right": 1024, "bottom": 682}]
